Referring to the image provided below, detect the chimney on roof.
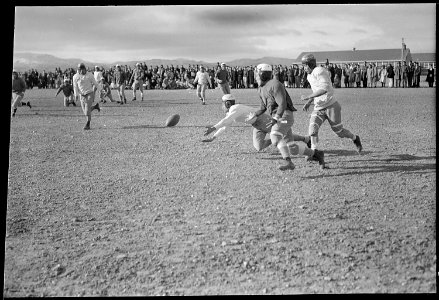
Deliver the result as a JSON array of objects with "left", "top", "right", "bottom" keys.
[{"left": 402, "top": 38, "right": 406, "bottom": 61}]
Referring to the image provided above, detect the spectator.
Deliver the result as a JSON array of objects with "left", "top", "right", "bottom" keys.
[
  {"left": 361, "top": 62, "right": 368, "bottom": 88},
  {"left": 354, "top": 64, "right": 361, "bottom": 87},
  {"left": 426, "top": 65, "right": 435, "bottom": 87},
  {"left": 343, "top": 64, "right": 350, "bottom": 88},
  {"left": 379, "top": 65, "right": 387, "bottom": 87},
  {"left": 413, "top": 62, "right": 421, "bottom": 88},
  {"left": 401, "top": 61, "right": 409, "bottom": 88},
  {"left": 386, "top": 63, "right": 394, "bottom": 88},
  {"left": 394, "top": 61, "right": 402, "bottom": 88},
  {"left": 407, "top": 61, "right": 414, "bottom": 87}
]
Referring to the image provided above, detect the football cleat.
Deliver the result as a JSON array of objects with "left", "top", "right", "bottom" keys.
[
  {"left": 306, "top": 137, "right": 312, "bottom": 149},
  {"left": 313, "top": 149, "right": 325, "bottom": 169},
  {"left": 279, "top": 159, "right": 295, "bottom": 171},
  {"left": 353, "top": 136, "right": 363, "bottom": 153},
  {"left": 93, "top": 103, "right": 100, "bottom": 112}
]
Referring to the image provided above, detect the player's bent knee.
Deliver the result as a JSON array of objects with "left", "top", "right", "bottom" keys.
[
  {"left": 270, "top": 132, "right": 283, "bottom": 147},
  {"left": 309, "top": 123, "right": 320, "bottom": 136}
]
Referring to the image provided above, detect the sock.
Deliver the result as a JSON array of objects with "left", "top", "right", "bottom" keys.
[{"left": 310, "top": 136, "right": 318, "bottom": 150}]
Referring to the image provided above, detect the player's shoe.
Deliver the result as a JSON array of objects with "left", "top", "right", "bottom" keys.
[
  {"left": 353, "top": 136, "right": 363, "bottom": 153},
  {"left": 11, "top": 112, "right": 15, "bottom": 117},
  {"left": 141, "top": 98, "right": 144, "bottom": 101},
  {"left": 279, "top": 159, "right": 295, "bottom": 171},
  {"left": 306, "top": 136, "right": 312, "bottom": 149},
  {"left": 26, "top": 102, "right": 32, "bottom": 109},
  {"left": 124, "top": 98, "right": 127, "bottom": 104},
  {"left": 132, "top": 97, "right": 136, "bottom": 101},
  {"left": 83, "top": 123, "right": 90, "bottom": 130},
  {"left": 72, "top": 102, "right": 76, "bottom": 106},
  {"left": 312, "top": 149, "right": 325, "bottom": 169},
  {"left": 202, "top": 101, "right": 206, "bottom": 105},
  {"left": 92, "top": 103, "right": 100, "bottom": 112},
  {"left": 305, "top": 155, "right": 313, "bottom": 162}
]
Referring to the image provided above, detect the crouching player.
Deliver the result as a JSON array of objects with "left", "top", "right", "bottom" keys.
[
  {"left": 203, "top": 94, "right": 325, "bottom": 170},
  {"left": 55, "top": 78, "right": 76, "bottom": 107},
  {"left": 99, "top": 78, "right": 116, "bottom": 103}
]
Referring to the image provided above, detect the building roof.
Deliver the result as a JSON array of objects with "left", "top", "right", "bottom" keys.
[
  {"left": 411, "top": 53, "right": 436, "bottom": 62},
  {"left": 296, "top": 49, "right": 412, "bottom": 63}
]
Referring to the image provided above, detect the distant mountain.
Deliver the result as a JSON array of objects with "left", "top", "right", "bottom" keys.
[
  {"left": 13, "top": 53, "right": 91, "bottom": 72},
  {"left": 12, "top": 52, "right": 301, "bottom": 72}
]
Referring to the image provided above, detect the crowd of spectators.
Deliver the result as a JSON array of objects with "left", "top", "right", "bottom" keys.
[{"left": 16, "top": 60, "right": 435, "bottom": 91}]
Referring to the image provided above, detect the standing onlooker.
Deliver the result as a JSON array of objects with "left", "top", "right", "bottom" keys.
[
  {"left": 401, "top": 61, "right": 409, "bottom": 88},
  {"left": 193, "top": 65, "right": 212, "bottom": 105},
  {"left": 386, "top": 63, "right": 394, "bottom": 88},
  {"left": 113, "top": 65, "right": 127, "bottom": 104},
  {"left": 372, "top": 63, "right": 379, "bottom": 87},
  {"left": 215, "top": 63, "right": 231, "bottom": 94},
  {"left": 426, "top": 65, "right": 435, "bottom": 87},
  {"left": 354, "top": 65, "right": 361, "bottom": 87},
  {"left": 343, "top": 64, "right": 350, "bottom": 88},
  {"left": 130, "top": 63, "right": 145, "bottom": 100},
  {"left": 349, "top": 64, "right": 356, "bottom": 87},
  {"left": 407, "top": 61, "right": 414, "bottom": 87},
  {"left": 11, "top": 70, "right": 31, "bottom": 117},
  {"left": 379, "top": 65, "right": 387, "bottom": 87},
  {"left": 394, "top": 62, "right": 402, "bottom": 88},
  {"left": 55, "top": 78, "right": 76, "bottom": 107},
  {"left": 413, "top": 62, "right": 421, "bottom": 88},
  {"left": 248, "top": 65, "right": 255, "bottom": 88},
  {"left": 361, "top": 62, "right": 368, "bottom": 87},
  {"left": 301, "top": 54, "right": 362, "bottom": 155},
  {"left": 366, "top": 63, "right": 374, "bottom": 88},
  {"left": 327, "top": 63, "right": 335, "bottom": 85},
  {"left": 294, "top": 64, "right": 302, "bottom": 88},
  {"left": 72, "top": 63, "right": 100, "bottom": 130}
]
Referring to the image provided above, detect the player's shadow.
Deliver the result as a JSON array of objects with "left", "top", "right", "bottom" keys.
[
  {"left": 324, "top": 149, "right": 373, "bottom": 156},
  {"left": 300, "top": 154, "right": 436, "bottom": 179},
  {"left": 121, "top": 125, "right": 206, "bottom": 129}
]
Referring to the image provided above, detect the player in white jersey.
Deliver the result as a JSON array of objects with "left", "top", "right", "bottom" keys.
[
  {"left": 93, "top": 66, "right": 104, "bottom": 102},
  {"left": 203, "top": 94, "right": 325, "bottom": 168},
  {"left": 73, "top": 63, "right": 100, "bottom": 130},
  {"left": 193, "top": 66, "right": 212, "bottom": 105},
  {"left": 301, "top": 54, "right": 362, "bottom": 155}
]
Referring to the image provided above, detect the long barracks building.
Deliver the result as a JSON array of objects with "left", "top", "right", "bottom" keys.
[{"left": 295, "top": 39, "right": 435, "bottom": 72}]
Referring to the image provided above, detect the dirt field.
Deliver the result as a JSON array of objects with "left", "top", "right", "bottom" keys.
[{"left": 4, "top": 86, "right": 436, "bottom": 296}]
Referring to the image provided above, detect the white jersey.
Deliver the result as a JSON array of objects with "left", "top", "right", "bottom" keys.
[
  {"left": 73, "top": 72, "right": 98, "bottom": 96},
  {"left": 306, "top": 66, "right": 336, "bottom": 110},
  {"left": 94, "top": 71, "right": 104, "bottom": 82},
  {"left": 213, "top": 104, "right": 258, "bottom": 138},
  {"left": 194, "top": 71, "right": 211, "bottom": 85}
]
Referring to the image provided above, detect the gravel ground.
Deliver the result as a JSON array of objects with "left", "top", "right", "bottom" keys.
[{"left": 4, "top": 86, "right": 436, "bottom": 296}]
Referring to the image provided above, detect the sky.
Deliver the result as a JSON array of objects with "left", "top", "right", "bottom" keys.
[{"left": 13, "top": 4, "right": 436, "bottom": 64}]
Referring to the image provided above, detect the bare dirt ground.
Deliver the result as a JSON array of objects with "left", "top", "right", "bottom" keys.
[{"left": 4, "top": 85, "right": 436, "bottom": 296}]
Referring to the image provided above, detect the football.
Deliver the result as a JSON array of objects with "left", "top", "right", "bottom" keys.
[{"left": 165, "top": 114, "right": 180, "bottom": 127}]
